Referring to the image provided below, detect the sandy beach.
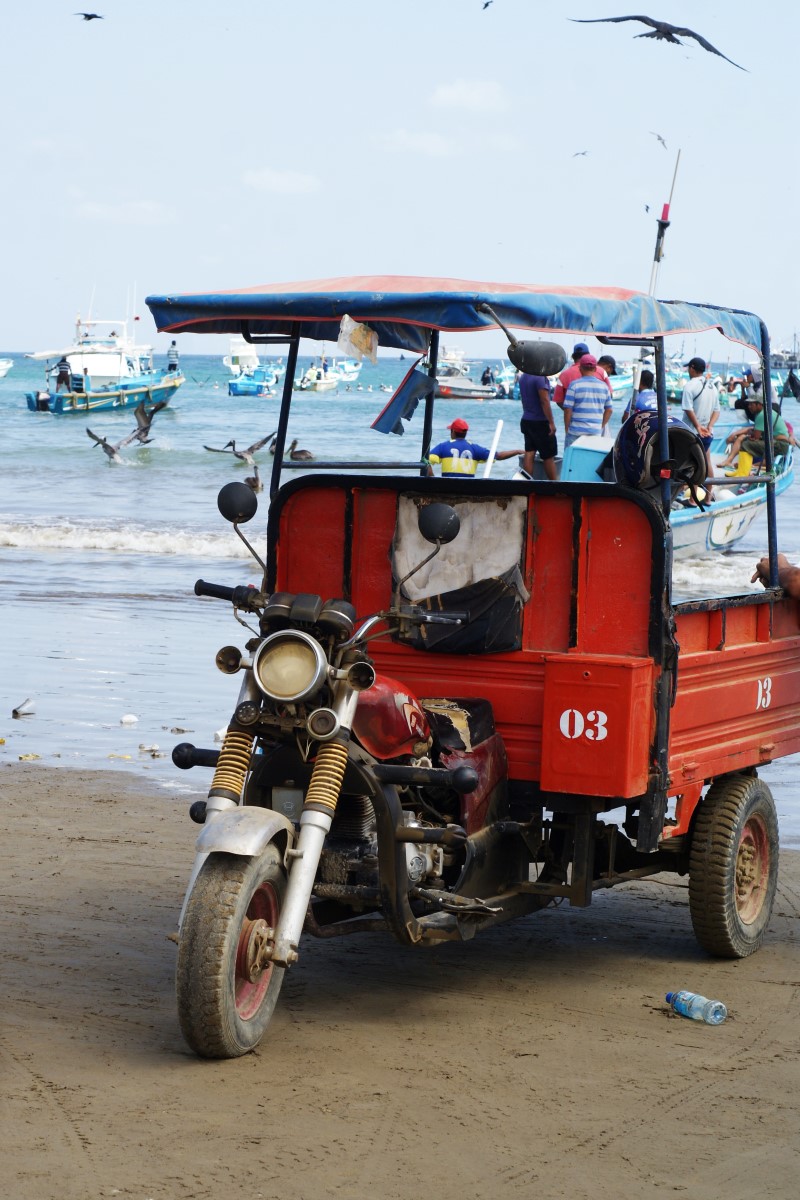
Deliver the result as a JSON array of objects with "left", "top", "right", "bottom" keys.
[{"left": 1, "top": 762, "right": 798, "bottom": 1200}]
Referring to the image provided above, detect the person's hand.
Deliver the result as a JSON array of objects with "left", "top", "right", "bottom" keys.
[
  {"left": 548, "top": 421, "right": 556, "bottom": 434},
  {"left": 752, "top": 553, "right": 791, "bottom": 586}
]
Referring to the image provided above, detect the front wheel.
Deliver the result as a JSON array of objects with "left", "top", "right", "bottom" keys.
[
  {"left": 688, "top": 774, "right": 779, "bottom": 958},
  {"left": 176, "top": 848, "right": 287, "bottom": 1058}
]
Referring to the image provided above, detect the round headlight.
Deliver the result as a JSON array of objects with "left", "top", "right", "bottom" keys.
[{"left": 252, "top": 631, "right": 328, "bottom": 703}]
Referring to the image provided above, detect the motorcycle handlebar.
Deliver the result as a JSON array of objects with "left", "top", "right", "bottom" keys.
[
  {"left": 172, "top": 742, "right": 220, "bottom": 770},
  {"left": 195, "top": 579, "right": 236, "bottom": 601},
  {"left": 194, "top": 579, "right": 262, "bottom": 609}
]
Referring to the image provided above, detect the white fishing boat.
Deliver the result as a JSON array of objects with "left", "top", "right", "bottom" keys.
[
  {"left": 772, "top": 335, "right": 800, "bottom": 370},
  {"left": 336, "top": 357, "right": 362, "bottom": 382},
  {"left": 0, "top": 357, "right": 12, "bottom": 378},
  {"left": 433, "top": 346, "right": 497, "bottom": 400},
  {"left": 294, "top": 355, "right": 361, "bottom": 392},
  {"left": 223, "top": 335, "right": 260, "bottom": 377},
  {"left": 25, "top": 316, "right": 184, "bottom": 414}
]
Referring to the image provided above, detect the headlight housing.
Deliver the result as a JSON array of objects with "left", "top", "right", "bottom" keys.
[{"left": 252, "top": 631, "right": 328, "bottom": 703}]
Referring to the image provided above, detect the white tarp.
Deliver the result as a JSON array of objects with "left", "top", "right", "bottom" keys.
[{"left": 392, "top": 494, "right": 528, "bottom": 602}]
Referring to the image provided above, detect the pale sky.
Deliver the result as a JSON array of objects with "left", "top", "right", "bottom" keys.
[{"left": 2, "top": 1, "right": 798, "bottom": 360}]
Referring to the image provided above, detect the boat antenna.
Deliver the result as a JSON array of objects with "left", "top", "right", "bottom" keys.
[{"left": 648, "top": 149, "right": 680, "bottom": 297}]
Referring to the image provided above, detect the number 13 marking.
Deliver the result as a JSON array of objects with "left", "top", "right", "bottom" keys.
[{"left": 757, "top": 677, "right": 772, "bottom": 709}]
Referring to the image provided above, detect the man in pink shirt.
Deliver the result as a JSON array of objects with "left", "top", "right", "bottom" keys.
[{"left": 553, "top": 341, "right": 612, "bottom": 408}]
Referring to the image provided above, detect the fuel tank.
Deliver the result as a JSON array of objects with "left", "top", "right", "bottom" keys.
[{"left": 351, "top": 673, "right": 430, "bottom": 760}]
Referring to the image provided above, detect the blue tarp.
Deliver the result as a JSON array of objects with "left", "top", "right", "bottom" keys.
[
  {"left": 370, "top": 359, "right": 435, "bottom": 435},
  {"left": 145, "top": 275, "right": 766, "bottom": 355}
]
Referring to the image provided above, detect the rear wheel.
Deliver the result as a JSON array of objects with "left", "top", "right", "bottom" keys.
[
  {"left": 176, "top": 848, "right": 287, "bottom": 1058},
  {"left": 688, "top": 774, "right": 778, "bottom": 958}
]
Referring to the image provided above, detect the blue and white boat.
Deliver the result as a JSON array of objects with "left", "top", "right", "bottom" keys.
[
  {"left": 223, "top": 335, "right": 284, "bottom": 395},
  {"left": 25, "top": 317, "right": 184, "bottom": 414},
  {"left": 228, "top": 365, "right": 281, "bottom": 397},
  {"left": 559, "top": 426, "right": 794, "bottom": 557},
  {"left": 494, "top": 361, "right": 518, "bottom": 397}
]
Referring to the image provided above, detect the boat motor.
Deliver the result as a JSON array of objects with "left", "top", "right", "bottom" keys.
[{"left": 613, "top": 412, "right": 708, "bottom": 506}]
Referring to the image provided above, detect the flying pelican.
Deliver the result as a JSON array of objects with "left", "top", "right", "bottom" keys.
[
  {"left": 287, "top": 439, "right": 314, "bottom": 461},
  {"left": 130, "top": 399, "right": 168, "bottom": 445},
  {"left": 86, "top": 425, "right": 143, "bottom": 464},
  {"left": 203, "top": 432, "right": 277, "bottom": 467},
  {"left": 569, "top": 15, "right": 747, "bottom": 71},
  {"left": 75, "top": 11, "right": 104, "bottom": 19}
]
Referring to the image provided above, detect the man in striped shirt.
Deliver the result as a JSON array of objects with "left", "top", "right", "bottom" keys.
[{"left": 562, "top": 354, "right": 613, "bottom": 449}]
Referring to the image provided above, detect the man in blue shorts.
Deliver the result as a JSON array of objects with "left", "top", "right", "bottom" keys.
[{"left": 518, "top": 370, "right": 557, "bottom": 479}]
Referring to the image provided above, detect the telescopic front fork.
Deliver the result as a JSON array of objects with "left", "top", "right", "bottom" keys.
[{"left": 269, "top": 684, "right": 359, "bottom": 966}]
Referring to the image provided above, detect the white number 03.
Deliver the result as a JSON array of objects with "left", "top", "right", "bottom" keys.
[{"left": 559, "top": 709, "right": 609, "bottom": 741}]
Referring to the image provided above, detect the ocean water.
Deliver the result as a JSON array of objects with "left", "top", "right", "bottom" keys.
[{"left": 1, "top": 348, "right": 799, "bottom": 844}]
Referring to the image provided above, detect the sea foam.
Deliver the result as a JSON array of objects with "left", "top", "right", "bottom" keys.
[{"left": 0, "top": 517, "right": 251, "bottom": 559}]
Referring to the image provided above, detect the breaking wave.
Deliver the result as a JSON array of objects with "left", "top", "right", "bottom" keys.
[{"left": 0, "top": 516, "right": 252, "bottom": 559}]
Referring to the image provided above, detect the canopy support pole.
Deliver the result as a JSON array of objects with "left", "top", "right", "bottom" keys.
[
  {"left": 759, "top": 320, "right": 779, "bottom": 587},
  {"left": 421, "top": 331, "right": 438, "bottom": 475},
  {"left": 269, "top": 323, "right": 301, "bottom": 499}
]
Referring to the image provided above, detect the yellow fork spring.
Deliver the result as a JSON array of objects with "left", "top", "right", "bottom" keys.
[
  {"left": 209, "top": 728, "right": 255, "bottom": 801},
  {"left": 304, "top": 740, "right": 349, "bottom": 814}
]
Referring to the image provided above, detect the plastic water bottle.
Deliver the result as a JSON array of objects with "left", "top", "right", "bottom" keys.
[{"left": 666, "top": 990, "right": 727, "bottom": 1025}]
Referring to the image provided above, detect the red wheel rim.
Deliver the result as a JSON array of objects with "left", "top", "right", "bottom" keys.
[
  {"left": 735, "top": 813, "right": 770, "bottom": 925},
  {"left": 234, "top": 882, "right": 279, "bottom": 1020}
]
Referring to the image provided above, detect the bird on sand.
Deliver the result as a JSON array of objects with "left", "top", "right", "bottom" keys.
[
  {"left": 204, "top": 432, "right": 277, "bottom": 467},
  {"left": 650, "top": 131, "right": 667, "bottom": 149},
  {"left": 86, "top": 425, "right": 144, "bottom": 463},
  {"left": 75, "top": 11, "right": 104, "bottom": 19},
  {"left": 569, "top": 16, "right": 747, "bottom": 71},
  {"left": 287, "top": 439, "right": 314, "bottom": 461}
]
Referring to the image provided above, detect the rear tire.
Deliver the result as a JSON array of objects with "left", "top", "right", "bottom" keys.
[
  {"left": 688, "top": 774, "right": 778, "bottom": 958},
  {"left": 176, "top": 848, "right": 287, "bottom": 1058}
]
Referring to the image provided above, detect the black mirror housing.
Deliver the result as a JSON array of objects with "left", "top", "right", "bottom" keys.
[
  {"left": 418, "top": 502, "right": 460, "bottom": 545},
  {"left": 507, "top": 340, "right": 567, "bottom": 377},
  {"left": 217, "top": 481, "right": 258, "bottom": 524}
]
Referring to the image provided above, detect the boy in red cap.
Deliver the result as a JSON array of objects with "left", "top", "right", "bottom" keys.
[{"left": 428, "top": 418, "right": 522, "bottom": 478}]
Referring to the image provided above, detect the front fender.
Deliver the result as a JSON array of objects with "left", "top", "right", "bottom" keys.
[
  {"left": 196, "top": 805, "right": 296, "bottom": 857},
  {"left": 179, "top": 807, "right": 297, "bottom": 931}
]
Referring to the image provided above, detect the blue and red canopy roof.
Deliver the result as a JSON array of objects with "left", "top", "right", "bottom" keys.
[{"left": 145, "top": 275, "right": 765, "bottom": 354}]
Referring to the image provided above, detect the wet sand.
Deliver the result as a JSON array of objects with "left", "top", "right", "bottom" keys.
[{"left": 2, "top": 763, "right": 799, "bottom": 1200}]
